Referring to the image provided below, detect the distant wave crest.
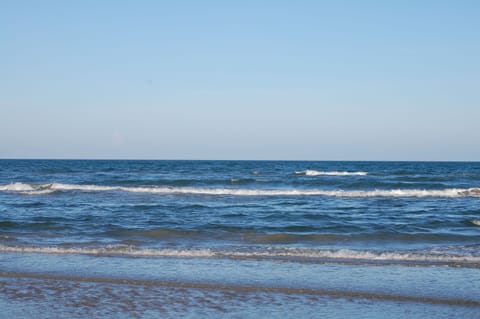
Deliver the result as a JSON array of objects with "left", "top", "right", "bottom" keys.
[
  {"left": 1, "top": 182, "right": 480, "bottom": 198},
  {"left": 0, "top": 182, "right": 56, "bottom": 195},
  {"left": 295, "top": 170, "right": 368, "bottom": 176}
]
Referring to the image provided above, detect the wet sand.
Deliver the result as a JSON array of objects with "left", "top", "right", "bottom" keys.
[
  {"left": 1, "top": 251, "right": 479, "bottom": 319},
  {"left": 1, "top": 272, "right": 479, "bottom": 319}
]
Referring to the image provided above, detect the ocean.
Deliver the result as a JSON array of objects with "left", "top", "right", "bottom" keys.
[{"left": 0, "top": 160, "right": 479, "bottom": 318}]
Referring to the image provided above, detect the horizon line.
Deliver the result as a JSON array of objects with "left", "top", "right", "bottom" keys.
[{"left": 0, "top": 158, "right": 479, "bottom": 163}]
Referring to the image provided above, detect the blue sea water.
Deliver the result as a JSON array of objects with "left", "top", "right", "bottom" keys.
[{"left": 0, "top": 160, "right": 479, "bottom": 318}]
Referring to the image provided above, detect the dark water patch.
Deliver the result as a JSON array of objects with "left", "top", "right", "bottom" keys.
[
  {"left": 0, "top": 221, "right": 18, "bottom": 229},
  {"left": 301, "top": 213, "right": 332, "bottom": 221},
  {"left": 268, "top": 200, "right": 311, "bottom": 206},
  {"left": 6, "top": 202, "right": 46, "bottom": 208},
  {"left": 203, "top": 224, "right": 249, "bottom": 233},
  {"left": 181, "top": 204, "right": 209, "bottom": 209},
  {"left": 241, "top": 233, "right": 344, "bottom": 244},
  {"left": 220, "top": 212, "right": 248, "bottom": 218},
  {"left": 95, "top": 225, "right": 480, "bottom": 246},
  {"left": 275, "top": 225, "right": 319, "bottom": 232},
  {"left": 228, "top": 178, "right": 257, "bottom": 184},
  {"left": 0, "top": 221, "right": 66, "bottom": 231},
  {"left": 31, "top": 216, "right": 74, "bottom": 223},
  {"left": 109, "top": 203, "right": 177, "bottom": 211},
  {"left": 104, "top": 227, "right": 207, "bottom": 241}
]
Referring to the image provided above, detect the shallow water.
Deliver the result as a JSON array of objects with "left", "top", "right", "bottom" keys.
[{"left": 1, "top": 276, "right": 478, "bottom": 319}]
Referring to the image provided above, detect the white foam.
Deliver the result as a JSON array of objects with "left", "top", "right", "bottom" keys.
[
  {"left": 0, "top": 182, "right": 55, "bottom": 195},
  {"left": 1, "top": 182, "right": 480, "bottom": 198},
  {"left": 0, "top": 182, "right": 36, "bottom": 191},
  {"left": 21, "top": 189, "right": 56, "bottom": 195},
  {"left": 296, "top": 170, "right": 368, "bottom": 176},
  {"left": 471, "top": 220, "right": 480, "bottom": 226},
  {"left": 246, "top": 247, "right": 480, "bottom": 263},
  {"left": 1, "top": 244, "right": 479, "bottom": 264},
  {"left": 0, "top": 244, "right": 215, "bottom": 258}
]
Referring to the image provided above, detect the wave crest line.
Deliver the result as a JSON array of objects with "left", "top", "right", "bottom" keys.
[
  {"left": 1, "top": 182, "right": 480, "bottom": 197},
  {"left": 296, "top": 170, "right": 368, "bottom": 176}
]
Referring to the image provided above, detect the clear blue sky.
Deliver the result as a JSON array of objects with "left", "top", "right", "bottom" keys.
[{"left": 1, "top": 1, "right": 479, "bottom": 160}]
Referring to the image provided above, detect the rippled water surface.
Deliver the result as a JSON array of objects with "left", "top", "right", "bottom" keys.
[{"left": 1, "top": 160, "right": 479, "bottom": 318}]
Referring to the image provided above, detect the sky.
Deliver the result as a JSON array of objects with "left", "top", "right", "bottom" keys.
[{"left": 1, "top": 0, "right": 479, "bottom": 160}]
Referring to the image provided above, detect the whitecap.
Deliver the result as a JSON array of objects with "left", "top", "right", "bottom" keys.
[
  {"left": 1, "top": 244, "right": 479, "bottom": 265},
  {"left": 0, "top": 182, "right": 55, "bottom": 195},
  {"left": 1, "top": 182, "right": 480, "bottom": 198},
  {"left": 295, "top": 170, "right": 368, "bottom": 176},
  {"left": 0, "top": 182, "right": 36, "bottom": 191},
  {"left": 0, "top": 244, "right": 215, "bottom": 258}
]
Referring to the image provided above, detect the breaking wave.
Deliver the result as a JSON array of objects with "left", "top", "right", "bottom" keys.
[
  {"left": 296, "top": 170, "right": 368, "bottom": 176},
  {"left": 1, "top": 182, "right": 480, "bottom": 197},
  {"left": 0, "top": 182, "right": 56, "bottom": 195},
  {"left": 1, "top": 244, "right": 479, "bottom": 267}
]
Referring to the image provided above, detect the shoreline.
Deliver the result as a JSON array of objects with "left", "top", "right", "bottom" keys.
[{"left": 2, "top": 270, "right": 480, "bottom": 307}]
